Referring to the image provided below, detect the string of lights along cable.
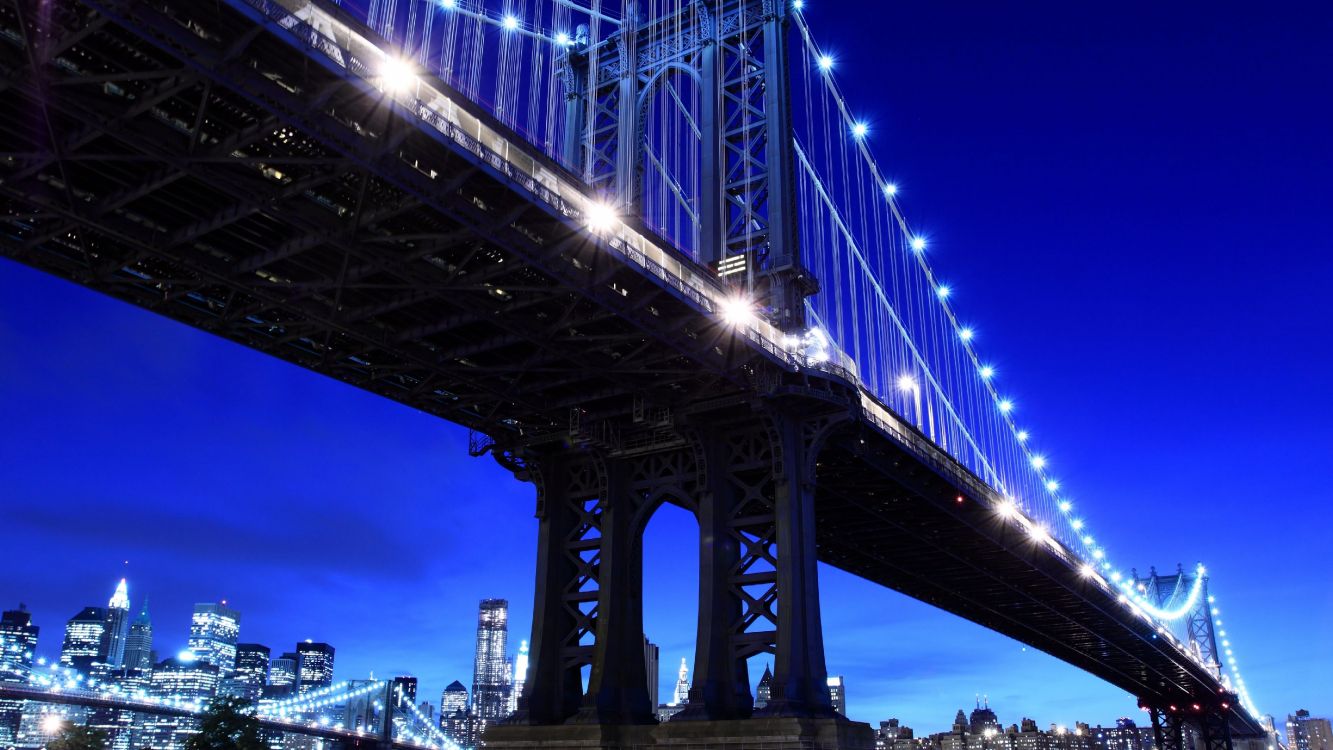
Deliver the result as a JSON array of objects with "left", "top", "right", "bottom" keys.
[
  {"left": 295, "top": 0, "right": 1259, "bottom": 718},
  {"left": 21, "top": 667, "right": 462, "bottom": 750}
]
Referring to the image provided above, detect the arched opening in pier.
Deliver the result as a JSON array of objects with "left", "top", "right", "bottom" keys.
[{"left": 641, "top": 500, "right": 700, "bottom": 716}]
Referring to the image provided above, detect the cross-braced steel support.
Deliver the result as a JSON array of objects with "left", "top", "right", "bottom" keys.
[
  {"left": 1198, "top": 707, "right": 1235, "bottom": 750},
  {"left": 560, "top": 0, "right": 814, "bottom": 329},
  {"left": 507, "top": 408, "right": 838, "bottom": 730},
  {"left": 1148, "top": 705, "right": 1186, "bottom": 750}
]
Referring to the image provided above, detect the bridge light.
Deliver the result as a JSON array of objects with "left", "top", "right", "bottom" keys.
[
  {"left": 999, "top": 400, "right": 1014, "bottom": 414},
  {"left": 585, "top": 201, "right": 617, "bottom": 233},
  {"left": 555, "top": 32, "right": 571, "bottom": 45},
  {"left": 1049, "top": 481, "right": 1061, "bottom": 493},
  {"left": 1071, "top": 519, "right": 1084, "bottom": 530},
  {"left": 1028, "top": 524, "right": 1049, "bottom": 543},
  {"left": 1093, "top": 549, "right": 1105, "bottom": 559},
  {"left": 1080, "top": 563, "right": 1096, "bottom": 578},
  {"left": 817, "top": 54, "right": 834, "bottom": 71},
  {"left": 910, "top": 236, "right": 927, "bottom": 252},
  {"left": 852, "top": 122, "right": 869, "bottom": 139},
  {"left": 502, "top": 14, "right": 519, "bottom": 30},
  {"left": 1030, "top": 455, "right": 1045, "bottom": 468},
  {"left": 1016, "top": 429, "right": 1028, "bottom": 441},
  {"left": 884, "top": 183, "right": 898, "bottom": 196},
  {"left": 959, "top": 327, "right": 974, "bottom": 341},
  {"left": 896, "top": 375, "right": 919, "bottom": 392},
  {"left": 793, "top": 0, "right": 804, "bottom": 9},
  {"left": 721, "top": 296, "right": 755, "bottom": 327},
  {"left": 440, "top": 0, "right": 456, "bottom": 7},
  {"left": 379, "top": 57, "right": 418, "bottom": 93},
  {"left": 996, "top": 499, "right": 1019, "bottom": 518},
  {"left": 936, "top": 285, "right": 951, "bottom": 299}
]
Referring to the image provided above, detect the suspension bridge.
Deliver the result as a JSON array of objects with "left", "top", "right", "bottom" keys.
[
  {"left": 0, "top": 676, "right": 458, "bottom": 750},
  {"left": 0, "top": 0, "right": 1268, "bottom": 749}
]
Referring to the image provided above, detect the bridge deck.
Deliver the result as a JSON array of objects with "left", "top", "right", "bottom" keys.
[{"left": 0, "top": 0, "right": 1259, "bottom": 737}]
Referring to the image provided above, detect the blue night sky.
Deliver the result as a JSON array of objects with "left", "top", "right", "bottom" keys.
[{"left": 2, "top": 0, "right": 1332, "bottom": 735}]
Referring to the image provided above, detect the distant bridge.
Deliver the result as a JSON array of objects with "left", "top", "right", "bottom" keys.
[{"left": 0, "top": 681, "right": 452, "bottom": 750}]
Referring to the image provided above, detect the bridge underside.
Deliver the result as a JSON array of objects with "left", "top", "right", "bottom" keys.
[{"left": 0, "top": 0, "right": 1261, "bottom": 742}]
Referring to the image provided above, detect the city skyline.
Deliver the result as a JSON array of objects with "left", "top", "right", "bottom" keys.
[{"left": 3, "top": 0, "right": 1331, "bottom": 741}]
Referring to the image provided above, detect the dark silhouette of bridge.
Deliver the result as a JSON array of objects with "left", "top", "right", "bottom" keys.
[{"left": 0, "top": 1, "right": 1267, "bottom": 749}]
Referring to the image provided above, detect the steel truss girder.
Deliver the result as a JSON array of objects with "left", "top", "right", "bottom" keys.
[
  {"left": 2, "top": 0, "right": 762, "bottom": 443},
  {"left": 1134, "top": 567, "right": 1223, "bottom": 677}
]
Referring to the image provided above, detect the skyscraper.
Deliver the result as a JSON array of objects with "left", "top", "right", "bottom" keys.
[
  {"left": 440, "top": 681, "right": 468, "bottom": 716},
  {"left": 1288, "top": 711, "right": 1333, "bottom": 750},
  {"left": 439, "top": 681, "right": 472, "bottom": 748},
  {"left": 672, "top": 658, "right": 689, "bottom": 706},
  {"left": 60, "top": 606, "right": 107, "bottom": 673},
  {"left": 393, "top": 675, "right": 419, "bottom": 704},
  {"left": 296, "top": 641, "right": 335, "bottom": 693},
  {"left": 103, "top": 579, "right": 131, "bottom": 669},
  {"left": 643, "top": 638, "right": 658, "bottom": 709},
  {"left": 221, "top": 644, "right": 270, "bottom": 700},
  {"left": 508, "top": 640, "right": 529, "bottom": 715},
  {"left": 267, "top": 653, "right": 298, "bottom": 696},
  {"left": 187, "top": 602, "right": 240, "bottom": 673},
  {"left": 0, "top": 606, "right": 38, "bottom": 684},
  {"left": 0, "top": 605, "right": 39, "bottom": 748},
  {"left": 122, "top": 601, "right": 154, "bottom": 672},
  {"left": 471, "top": 599, "right": 510, "bottom": 722},
  {"left": 141, "top": 657, "right": 220, "bottom": 750},
  {"left": 754, "top": 664, "right": 773, "bottom": 710},
  {"left": 827, "top": 675, "right": 846, "bottom": 717}
]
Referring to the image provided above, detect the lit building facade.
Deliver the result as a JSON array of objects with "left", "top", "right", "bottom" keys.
[
  {"left": 221, "top": 643, "right": 270, "bottom": 700},
  {"left": 60, "top": 606, "right": 107, "bottom": 674},
  {"left": 672, "top": 658, "right": 689, "bottom": 706},
  {"left": 0, "top": 606, "right": 38, "bottom": 683},
  {"left": 187, "top": 602, "right": 240, "bottom": 673},
  {"left": 296, "top": 641, "right": 335, "bottom": 693},
  {"left": 440, "top": 681, "right": 473, "bottom": 747},
  {"left": 0, "top": 605, "right": 39, "bottom": 748},
  {"left": 139, "top": 657, "right": 220, "bottom": 750},
  {"left": 828, "top": 675, "right": 846, "bottom": 716},
  {"left": 393, "top": 675, "right": 419, "bottom": 706},
  {"left": 471, "top": 599, "right": 510, "bottom": 722},
  {"left": 103, "top": 580, "right": 131, "bottom": 669},
  {"left": 441, "top": 681, "right": 468, "bottom": 716},
  {"left": 122, "top": 602, "right": 154, "bottom": 672},
  {"left": 267, "top": 653, "right": 298, "bottom": 696},
  {"left": 755, "top": 664, "right": 773, "bottom": 710},
  {"left": 1288, "top": 711, "right": 1333, "bottom": 750},
  {"left": 150, "top": 657, "right": 220, "bottom": 699}
]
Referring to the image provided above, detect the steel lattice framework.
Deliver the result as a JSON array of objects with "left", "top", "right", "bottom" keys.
[{"left": 0, "top": 0, "right": 1265, "bottom": 747}]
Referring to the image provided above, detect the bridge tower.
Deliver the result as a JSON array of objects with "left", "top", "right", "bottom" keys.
[
  {"left": 1134, "top": 565, "right": 1223, "bottom": 677},
  {"left": 1135, "top": 566, "right": 1236, "bottom": 750},
  {"left": 559, "top": 0, "right": 817, "bottom": 331}
]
